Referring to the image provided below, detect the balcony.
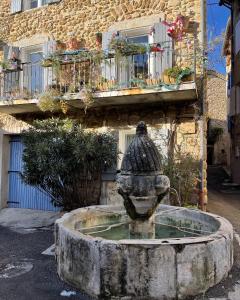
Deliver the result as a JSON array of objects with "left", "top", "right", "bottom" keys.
[{"left": 0, "top": 44, "right": 198, "bottom": 115}]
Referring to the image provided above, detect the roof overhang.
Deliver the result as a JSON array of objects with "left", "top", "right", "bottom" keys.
[{"left": 222, "top": 17, "right": 232, "bottom": 56}]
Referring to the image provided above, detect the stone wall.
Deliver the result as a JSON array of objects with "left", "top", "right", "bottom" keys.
[
  {"left": 206, "top": 70, "right": 230, "bottom": 167},
  {"left": 0, "top": 0, "right": 201, "bottom": 47}
]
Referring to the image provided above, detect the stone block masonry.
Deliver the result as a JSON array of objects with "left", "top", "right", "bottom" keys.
[{"left": 0, "top": 0, "right": 201, "bottom": 48}]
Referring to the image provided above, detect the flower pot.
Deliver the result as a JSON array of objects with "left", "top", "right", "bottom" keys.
[
  {"left": 181, "top": 74, "right": 194, "bottom": 82},
  {"left": 163, "top": 74, "right": 176, "bottom": 84},
  {"left": 66, "top": 37, "right": 80, "bottom": 51}
]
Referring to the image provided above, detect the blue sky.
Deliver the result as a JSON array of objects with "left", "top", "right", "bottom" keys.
[{"left": 207, "top": 0, "right": 230, "bottom": 74}]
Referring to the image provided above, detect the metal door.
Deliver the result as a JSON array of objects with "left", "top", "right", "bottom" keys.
[{"left": 8, "top": 136, "right": 59, "bottom": 211}]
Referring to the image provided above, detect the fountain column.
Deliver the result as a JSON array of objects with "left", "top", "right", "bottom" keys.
[{"left": 117, "top": 121, "right": 170, "bottom": 237}]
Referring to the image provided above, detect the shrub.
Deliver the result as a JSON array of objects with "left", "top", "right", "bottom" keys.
[{"left": 22, "top": 118, "right": 117, "bottom": 211}]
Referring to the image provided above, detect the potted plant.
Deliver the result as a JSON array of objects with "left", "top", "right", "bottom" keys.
[
  {"left": 66, "top": 33, "right": 80, "bottom": 51},
  {"left": 163, "top": 66, "right": 193, "bottom": 84}
]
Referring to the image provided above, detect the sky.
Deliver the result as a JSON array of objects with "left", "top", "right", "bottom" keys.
[{"left": 207, "top": 0, "right": 230, "bottom": 74}]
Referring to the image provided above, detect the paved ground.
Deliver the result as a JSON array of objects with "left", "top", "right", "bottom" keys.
[
  {"left": 0, "top": 225, "right": 91, "bottom": 300},
  {"left": 0, "top": 208, "right": 61, "bottom": 232}
]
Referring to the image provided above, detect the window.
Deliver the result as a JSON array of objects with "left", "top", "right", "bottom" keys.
[
  {"left": 127, "top": 35, "right": 149, "bottom": 80},
  {"left": 119, "top": 28, "right": 150, "bottom": 85},
  {"left": 11, "top": 0, "right": 60, "bottom": 13},
  {"left": 118, "top": 129, "right": 136, "bottom": 168},
  {"left": 23, "top": 0, "right": 49, "bottom": 10},
  {"left": 30, "top": 0, "right": 38, "bottom": 8}
]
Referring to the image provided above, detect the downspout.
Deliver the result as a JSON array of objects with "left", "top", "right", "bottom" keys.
[{"left": 199, "top": 0, "right": 207, "bottom": 211}]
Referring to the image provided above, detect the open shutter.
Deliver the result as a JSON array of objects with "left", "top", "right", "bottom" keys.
[
  {"left": 43, "top": 40, "right": 56, "bottom": 89},
  {"left": 11, "top": 0, "right": 22, "bottom": 13},
  {"left": 7, "top": 46, "right": 20, "bottom": 60},
  {"left": 150, "top": 22, "right": 173, "bottom": 79},
  {"left": 3, "top": 45, "right": 10, "bottom": 60},
  {"left": 102, "top": 32, "right": 116, "bottom": 84}
]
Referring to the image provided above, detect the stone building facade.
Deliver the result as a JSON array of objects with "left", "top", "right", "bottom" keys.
[
  {"left": 0, "top": 0, "right": 207, "bottom": 209},
  {"left": 206, "top": 70, "right": 230, "bottom": 167},
  {"left": 220, "top": 0, "right": 240, "bottom": 183}
]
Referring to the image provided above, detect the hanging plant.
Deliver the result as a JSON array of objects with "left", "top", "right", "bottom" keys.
[
  {"left": 79, "top": 87, "right": 94, "bottom": 112},
  {"left": 38, "top": 88, "right": 61, "bottom": 112},
  {"left": 162, "top": 15, "right": 189, "bottom": 41},
  {"left": 109, "top": 38, "right": 147, "bottom": 56}
]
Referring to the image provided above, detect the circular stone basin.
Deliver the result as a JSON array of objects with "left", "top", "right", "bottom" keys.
[{"left": 55, "top": 205, "right": 233, "bottom": 300}]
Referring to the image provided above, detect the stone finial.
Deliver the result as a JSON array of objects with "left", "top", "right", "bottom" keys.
[
  {"left": 121, "top": 121, "right": 162, "bottom": 174},
  {"left": 118, "top": 121, "right": 170, "bottom": 221}
]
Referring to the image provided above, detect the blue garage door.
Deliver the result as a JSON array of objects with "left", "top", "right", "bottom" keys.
[{"left": 8, "top": 136, "right": 59, "bottom": 211}]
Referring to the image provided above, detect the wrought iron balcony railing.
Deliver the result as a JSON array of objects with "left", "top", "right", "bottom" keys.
[{"left": 0, "top": 45, "right": 197, "bottom": 102}]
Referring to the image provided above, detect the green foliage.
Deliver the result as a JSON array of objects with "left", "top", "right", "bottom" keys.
[
  {"left": 154, "top": 125, "right": 200, "bottom": 206},
  {"left": 22, "top": 118, "right": 117, "bottom": 211},
  {"left": 162, "top": 153, "right": 200, "bottom": 206},
  {"left": 165, "top": 66, "right": 193, "bottom": 79},
  {"left": 37, "top": 88, "right": 61, "bottom": 112},
  {"left": 109, "top": 38, "right": 147, "bottom": 56}
]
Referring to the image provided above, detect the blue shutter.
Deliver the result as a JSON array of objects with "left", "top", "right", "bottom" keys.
[
  {"left": 102, "top": 31, "right": 116, "bottom": 82},
  {"left": 3, "top": 45, "right": 10, "bottom": 60},
  {"left": 43, "top": 40, "right": 56, "bottom": 89},
  {"left": 11, "top": 0, "right": 22, "bottom": 14},
  {"left": 152, "top": 22, "right": 173, "bottom": 78}
]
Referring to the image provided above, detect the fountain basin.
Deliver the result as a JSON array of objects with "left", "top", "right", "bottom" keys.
[{"left": 55, "top": 205, "right": 233, "bottom": 300}]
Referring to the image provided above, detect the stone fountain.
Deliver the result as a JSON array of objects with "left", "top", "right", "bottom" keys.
[
  {"left": 55, "top": 122, "right": 233, "bottom": 300},
  {"left": 117, "top": 121, "right": 170, "bottom": 238}
]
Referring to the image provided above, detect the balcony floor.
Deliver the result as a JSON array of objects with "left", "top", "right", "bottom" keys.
[{"left": 0, "top": 82, "right": 197, "bottom": 115}]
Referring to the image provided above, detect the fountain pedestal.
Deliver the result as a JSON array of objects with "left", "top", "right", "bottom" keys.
[{"left": 129, "top": 216, "right": 155, "bottom": 239}]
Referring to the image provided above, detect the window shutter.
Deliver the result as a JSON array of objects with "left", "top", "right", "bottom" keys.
[
  {"left": 7, "top": 46, "right": 20, "bottom": 60},
  {"left": 151, "top": 22, "right": 173, "bottom": 79},
  {"left": 3, "top": 45, "right": 10, "bottom": 60},
  {"left": 11, "top": 0, "right": 22, "bottom": 14},
  {"left": 102, "top": 31, "right": 116, "bottom": 82},
  {"left": 43, "top": 40, "right": 57, "bottom": 58},
  {"left": 43, "top": 40, "right": 56, "bottom": 89}
]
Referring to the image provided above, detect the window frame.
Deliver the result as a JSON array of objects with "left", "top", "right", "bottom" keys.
[
  {"left": 118, "top": 128, "right": 136, "bottom": 169},
  {"left": 22, "top": 0, "right": 56, "bottom": 11}
]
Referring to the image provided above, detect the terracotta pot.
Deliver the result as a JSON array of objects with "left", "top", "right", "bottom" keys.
[
  {"left": 56, "top": 41, "right": 66, "bottom": 51},
  {"left": 163, "top": 74, "right": 176, "bottom": 84},
  {"left": 66, "top": 37, "right": 80, "bottom": 51},
  {"left": 181, "top": 74, "right": 194, "bottom": 82}
]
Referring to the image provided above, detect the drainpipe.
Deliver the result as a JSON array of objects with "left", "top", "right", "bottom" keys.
[{"left": 199, "top": 0, "right": 207, "bottom": 211}]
